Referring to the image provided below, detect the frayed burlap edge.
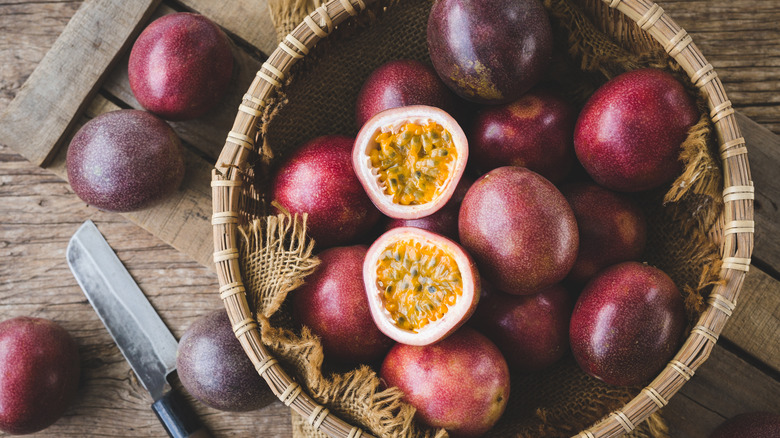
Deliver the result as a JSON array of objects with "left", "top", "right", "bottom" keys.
[{"left": 239, "top": 211, "right": 447, "bottom": 438}]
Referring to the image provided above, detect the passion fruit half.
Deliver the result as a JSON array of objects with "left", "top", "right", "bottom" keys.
[
  {"left": 353, "top": 105, "right": 468, "bottom": 219},
  {"left": 363, "top": 227, "right": 479, "bottom": 346}
]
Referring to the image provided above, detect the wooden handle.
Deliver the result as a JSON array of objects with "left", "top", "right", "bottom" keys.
[{"left": 152, "top": 389, "right": 212, "bottom": 438}]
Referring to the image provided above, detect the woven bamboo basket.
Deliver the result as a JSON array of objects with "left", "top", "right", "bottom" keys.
[{"left": 211, "top": 0, "right": 754, "bottom": 436}]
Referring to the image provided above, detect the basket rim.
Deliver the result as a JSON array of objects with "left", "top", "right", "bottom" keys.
[{"left": 210, "top": 0, "right": 755, "bottom": 437}]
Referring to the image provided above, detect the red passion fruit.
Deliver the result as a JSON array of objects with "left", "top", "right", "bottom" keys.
[
  {"left": 363, "top": 227, "right": 479, "bottom": 346},
  {"left": 380, "top": 327, "right": 510, "bottom": 437},
  {"left": 355, "top": 59, "right": 460, "bottom": 129},
  {"left": 353, "top": 105, "right": 468, "bottom": 220}
]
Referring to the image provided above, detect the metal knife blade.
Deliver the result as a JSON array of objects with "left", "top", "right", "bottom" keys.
[{"left": 67, "top": 220, "right": 210, "bottom": 438}]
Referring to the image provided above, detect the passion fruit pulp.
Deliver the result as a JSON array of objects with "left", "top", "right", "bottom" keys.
[
  {"left": 354, "top": 105, "right": 468, "bottom": 220},
  {"left": 364, "top": 227, "right": 479, "bottom": 346}
]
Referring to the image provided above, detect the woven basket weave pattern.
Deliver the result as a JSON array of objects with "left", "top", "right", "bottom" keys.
[{"left": 211, "top": 0, "right": 754, "bottom": 436}]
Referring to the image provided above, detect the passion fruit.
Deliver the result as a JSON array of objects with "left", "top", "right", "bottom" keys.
[
  {"left": 380, "top": 327, "right": 510, "bottom": 437},
  {"left": 459, "top": 166, "right": 579, "bottom": 295},
  {"left": 355, "top": 59, "right": 460, "bottom": 129},
  {"left": 353, "top": 105, "right": 468, "bottom": 220},
  {"left": 363, "top": 227, "right": 479, "bottom": 346},
  {"left": 271, "top": 135, "right": 382, "bottom": 248}
]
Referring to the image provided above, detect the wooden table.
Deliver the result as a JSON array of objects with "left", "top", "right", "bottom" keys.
[{"left": 0, "top": 1, "right": 777, "bottom": 437}]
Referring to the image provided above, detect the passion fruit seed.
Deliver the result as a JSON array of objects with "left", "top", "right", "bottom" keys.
[
  {"left": 376, "top": 238, "right": 463, "bottom": 332},
  {"left": 370, "top": 122, "right": 457, "bottom": 205}
]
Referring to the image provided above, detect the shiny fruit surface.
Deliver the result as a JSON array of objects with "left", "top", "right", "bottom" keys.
[
  {"left": 459, "top": 166, "right": 578, "bottom": 295},
  {"left": 574, "top": 68, "right": 699, "bottom": 192},
  {"left": 271, "top": 135, "right": 381, "bottom": 248},
  {"left": 292, "top": 245, "right": 394, "bottom": 365},
  {"left": 569, "top": 262, "right": 686, "bottom": 386},
  {"left": 427, "top": 0, "right": 553, "bottom": 104},
  {"left": 380, "top": 327, "right": 510, "bottom": 437}
]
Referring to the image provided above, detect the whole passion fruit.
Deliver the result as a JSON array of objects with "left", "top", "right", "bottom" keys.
[
  {"left": 355, "top": 59, "right": 460, "bottom": 129},
  {"left": 272, "top": 135, "right": 381, "bottom": 248},
  {"left": 574, "top": 68, "right": 699, "bottom": 192},
  {"left": 469, "top": 89, "right": 576, "bottom": 183},
  {"left": 380, "top": 327, "right": 510, "bottom": 437},
  {"left": 363, "top": 227, "right": 479, "bottom": 346},
  {"left": 569, "top": 262, "right": 686, "bottom": 386},
  {"left": 459, "top": 166, "right": 579, "bottom": 295},
  {"left": 427, "top": 0, "right": 553, "bottom": 104},
  {"left": 292, "top": 245, "right": 394, "bottom": 366},
  {"left": 353, "top": 105, "right": 468, "bottom": 219}
]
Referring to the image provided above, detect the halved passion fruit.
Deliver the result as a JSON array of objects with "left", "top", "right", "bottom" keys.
[
  {"left": 353, "top": 105, "right": 468, "bottom": 219},
  {"left": 363, "top": 227, "right": 480, "bottom": 346}
]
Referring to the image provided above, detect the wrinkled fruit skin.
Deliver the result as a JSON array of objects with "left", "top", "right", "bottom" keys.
[
  {"left": 292, "top": 246, "right": 394, "bottom": 365},
  {"left": 272, "top": 135, "right": 381, "bottom": 248},
  {"left": 562, "top": 182, "right": 647, "bottom": 285},
  {"left": 574, "top": 68, "right": 699, "bottom": 192},
  {"left": 470, "top": 282, "right": 573, "bottom": 373},
  {"left": 383, "top": 175, "right": 474, "bottom": 241},
  {"left": 470, "top": 89, "right": 576, "bottom": 183},
  {"left": 380, "top": 327, "right": 510, "bottom": 437},
  {"left": 177, "top": 310, "right": 275, "bottom": 412},
  {"left": 66, "top": 110, "right": 185, "bottom": 212},
  {"left": 569, "top": 262, "right": 686, "bottom": 386},
  {"left": 0, "top": 317, "right": 80, "bottom": 435},
  {"left": 128, "top": 12, "right": 233, "bottom": 121},
  {"left": 459, "top": 166, "right": 579, "bottom": 295},
  {"left": 427, "top": 0, "right": 552, "bottom": 104},
  {"left": 355, "top": 59, "right": 460, "bottom": 128},
  {"left": 709, "top": 411, "right": 780, "bottom": 438}
]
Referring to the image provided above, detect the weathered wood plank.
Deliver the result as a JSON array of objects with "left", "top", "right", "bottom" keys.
[
  {"left": 737, "top": 112, "right": 780, "bottom": 273},
  {"left": 101, "top": 4, "right": 263, "bottom": 161},
  {"left": 44, "top": 93, "right": 215, "bottom": 268},
  {"left": 664, "top": 344, "right": 780, "bottom": 438},
  {"left": 0, "top": 152, "right": 292, "bottom": 436},
  {"left": 0, "top": 0, "right": 161, "bottom": 166},
  {"left": 661, "top": 0, "right": 780, "bottom": 135},
  {"left": 180, "top": 0, "right": 278, "bottom": 56},
  {"left": 721, "top": 265, "right": 780, "bottom": 374}
]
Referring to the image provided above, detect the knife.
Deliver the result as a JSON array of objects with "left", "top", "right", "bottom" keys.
[{"left": 66, "top": 220, "right": 211, "bottom": 438}]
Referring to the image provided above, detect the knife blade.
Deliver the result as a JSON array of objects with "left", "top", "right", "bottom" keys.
[{"left": 66, "top": 220, "right": 211, "bottom": 438}]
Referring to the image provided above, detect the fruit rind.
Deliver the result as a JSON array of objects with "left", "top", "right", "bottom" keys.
[
  {"left": 364, "top": 227, "right": 479, "bottom": 346},
  {"left": 354, "top": 105, "right": 468, "bottom": 219}
]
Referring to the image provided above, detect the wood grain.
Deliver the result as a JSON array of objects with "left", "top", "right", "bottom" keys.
[
  {"left": 0, "top": 0, "right": 161, "bottom": 166},
  {"left": 180, "top": 0, "right": 278, "bottom": 56},
  {"left": 665, "top": 344, "right": 780, "bottom": 438},
  {"left": 0, "top": 140, "right": 293, "bottom": 438}
]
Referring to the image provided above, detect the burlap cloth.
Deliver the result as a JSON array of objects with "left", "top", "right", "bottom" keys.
[{"left": 236, "top": 0, "right": 724, "bottom": 436}]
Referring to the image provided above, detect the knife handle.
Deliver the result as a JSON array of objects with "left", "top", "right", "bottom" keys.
[{"left": 152, "top": 389, "right": 212, "bottom": 438}]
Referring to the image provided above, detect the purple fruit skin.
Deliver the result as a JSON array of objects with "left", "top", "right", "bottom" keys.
[
  {"left": 574, "top": 68, "right": 699, "bottom": 192},
  {"left": 562, "top": 182, "right": 647, "bottom": 285},
  {"left": 128, "top": 12, "right": 233, "bottom": 121},
  {"left": 380, "top": 327, "right": 510, "bottom": 437},
  {"left": 459, "top": 167, "right": 579, "bottom": 295},
  {"left": 470, "top": 89, "right": 576, "bottom": 183},
  {"left": 0, "top": 317, "right": 80, "bottom": 435},
  {"left": 709, "top": 412, "right": 780, "bottom": 438},
  {"left": 569, "top": 262, "right": 686, "bottom": 386},
  {"left": 66, "top": 110, "right": 185, "bottom": 212},
  {"left": 383, "top": 175, "right": 474, "bottom": 241},
  {"left": 470, "top": 282, "right": 573, "bottom": 372},
  {"left": 292, "top": 246, "right": 394, "bottom": 365},
  {"left": 355, "top": 59, "right": 460, "bottom": 128},
  {"left": 177, "top": 310, "right": 275, "bottom": 412},
  {"left": 427, "top": 0, "right": 553, "bottom": 104},
  {"left": 271, "top": 135, "right": 381, "bottom": 248}
]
